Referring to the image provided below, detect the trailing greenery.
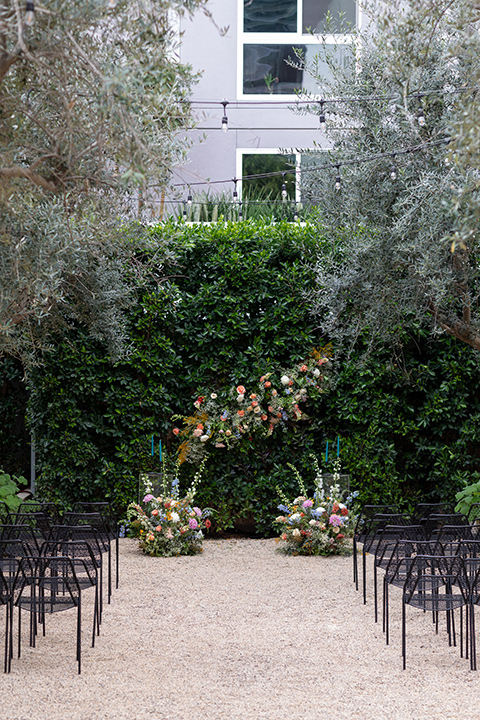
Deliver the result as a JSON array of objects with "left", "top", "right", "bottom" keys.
[
  {"left": 1, "top": 220, "right": 478, "bottom": 532},
  {"left": 0, "top": 470, "right": 27, "bottom": 516}
]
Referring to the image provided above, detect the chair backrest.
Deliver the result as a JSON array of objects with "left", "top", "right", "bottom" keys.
[
  {"left": 412, "top": 502, "right": 454, "bottom": 522},
  {"left": 354, "top": 504, "right": 400, "bottom": 539}
]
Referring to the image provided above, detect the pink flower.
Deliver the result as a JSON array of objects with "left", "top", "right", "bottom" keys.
[
  {"left": 193, "top": 428, "right": 203, "bottom": 437},
  {"left": 236, "top": 385, "right": 246, "bottom": 394},
  {"left": 143, "top": 494, "right": 154, "bottom": 503},
  {"left": 189, "top": 518, "right": 198, "bottom": 530},
  {"left": 302, "top": 499, "right": 313, "bottom": 508},
  {"left": 193, "top": 507, "right": 202, "bottom": 516},
  {"left": 329, "top": 514, "right": 344, "bottom": 527},
  {"left": 299, "top": 364, "right": 308, "bottom": 372},
  {"left": 172, "top": 428, "right": 180, "bottom": 436}
]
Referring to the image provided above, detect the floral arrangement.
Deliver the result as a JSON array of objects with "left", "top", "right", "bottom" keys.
[
  {"left": 274, "top": 456, "right": 358, "bottom": 556},
  {"left": 172, "top": 346, "right": 332, "bottom": 464},
  {"left": 126, "top": 460, "right": 212, "bottom": 557}
]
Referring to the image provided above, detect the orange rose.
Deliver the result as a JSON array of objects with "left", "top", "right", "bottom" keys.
[
  {"left": 155, "top": 525, "right": 162, "bottom": 532},
  {"left": 265, "top": 381, "right": 271, "bottom": 388},
  {"left": 237, "top": 409, "right": 245, "bottom": 417},
  {"left": 236, "top": 385, "right": 246, "bottom": 394},
  {"left": 250, "top": 393, "right": 257, "bottom": 399},
  {"left": 251, "top": 400, "right": 258, "bottom": 407},
  {"left": 152, "top": 509, "right": 159, "bottom": 516},
  {"left": 205, "top": 518, "right": 212, "bottom": 529},
  {"left": 261, "top": 414, "right": 268, "bottom": 421},
  {"left": 173, "top": 427, "right": 180, "bottom": 436}
]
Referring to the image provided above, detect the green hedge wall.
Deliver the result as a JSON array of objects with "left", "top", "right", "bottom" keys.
[{"left": 1, "top": 220, "right": 478, "bottom": 532}]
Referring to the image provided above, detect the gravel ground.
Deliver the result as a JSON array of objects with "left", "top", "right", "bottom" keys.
[{"left": 2, "top": 537, "right": 480, "bottom": 720}]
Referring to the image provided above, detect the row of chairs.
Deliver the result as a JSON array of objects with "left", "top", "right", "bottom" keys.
[
  {"left": 0, "top": 501, "right": 120, "bottom": 673},
  {"left": 353, "top": 501, "right": 480, "bottom": 670}
]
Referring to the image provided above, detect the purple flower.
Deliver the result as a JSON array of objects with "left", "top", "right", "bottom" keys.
[
  {"left": 302, "top": 499, "right": 313, "bottom": 508},
  {"left": 143, "top": 494, "right": 154, "bottom": 503},
  {"left": 189, "top": 518, "right": 198, "bottom": 530},
  {"left": 329, "top": 514, "right": 344, "bottom": 527},
  {"left": 193, "top": 507, "right": 202, "bottom": 516}
]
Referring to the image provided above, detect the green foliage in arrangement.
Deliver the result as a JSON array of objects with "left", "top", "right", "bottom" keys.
[{"left": 0, "top": 220, "right": 479, "bottom": 531}]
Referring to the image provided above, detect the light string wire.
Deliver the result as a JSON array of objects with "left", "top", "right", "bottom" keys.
[{"left": 170, "top": 136, "right": 450, "bottom": 192}]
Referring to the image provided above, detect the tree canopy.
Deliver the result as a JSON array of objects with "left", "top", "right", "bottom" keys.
[
  {"left": 299, "top": 0, "right": 480, "bottom": 354},
  {"left": 0, "top": 0, "right": 210, "bottom": 364}
]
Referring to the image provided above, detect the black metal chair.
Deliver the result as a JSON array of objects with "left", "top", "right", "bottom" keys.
[
  {"left": 372, "top": 524, "right": 426, "bottom": 623},
  {"left": 401, "top": 554, "right": 471, "bottom": 670},
  {"left": 352, "top": 504, "right": 400, "bottom": 591},
  {"left": 72, "top": 503, "right": 119, "bottom": 590},
  {"left": 12, "top": 555, "right": 88, "bottom": 674},
  {"left": 63, "top": 512, "right": 113, "bottom": 603}
]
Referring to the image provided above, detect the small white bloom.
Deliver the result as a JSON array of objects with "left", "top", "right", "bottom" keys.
[
  {"left": 170, "top": 512, "right": 180, "bottom": 522},
  {"left": 309, "top": 519, "right": 317, "bottom": 526},
  {"left": 237, "top": 394, "right": 244, "bottom": 402},
  {"left": 313, "top": 368, "right": 320, "bottom": 377},
  {"left": 292, "top": 528, "right": 301, "bottom": 538},
  {"left": 211, "top": 393, "right": 217, "bottom": 399},
  {"left": 290, "top": 513, "right": 301, "bottom": 522},
  {"left": 293, "top": 496, "right": 306, "bottom": 505},
  {"left": 281, "top": 375, "right": 290, "bottom": 385},
  {"left": 200, "top": 434, "right": 209, "bottom": 443}
]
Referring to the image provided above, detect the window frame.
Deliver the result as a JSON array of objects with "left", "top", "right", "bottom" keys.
[
  {"left": 237, "top": 0, "right": 360, "bottom": 99},
  {"left": 236, "top": 148, "right": 302, "bottom": 202}
]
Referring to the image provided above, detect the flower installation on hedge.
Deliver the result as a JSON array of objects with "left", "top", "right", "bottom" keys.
[
  {"left": 127, "top": 460, "right": 212, "bottom": 556},
  {"left": 172, "top": 346, "right": 332, "bottom": 464},
  {"left": 274, "top": 456, "right": 358, "bottom": 556}
]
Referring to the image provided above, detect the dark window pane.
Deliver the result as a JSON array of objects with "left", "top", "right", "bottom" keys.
[
  {"left": 242, "top": 154, "right": 296, "bottom": 201},
  {"left": 244, "top": 0, "right": 297, "bottom": 33},
  {"left": 243, "top": 43, "right": 351, "bottom": 94},
  {"left": 243, "top": 44, "right": 305, "bottom": 94},
  {"left": 303, "top": 0, "right": 356, "bottom": 33}
]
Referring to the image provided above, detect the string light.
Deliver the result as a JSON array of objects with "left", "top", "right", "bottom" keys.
[
  {"left": 232, "top": 177, "right": 238, "bottom": 203},
  {"left": 25, "top": 0, "right": 35, "bottom": 25},
  {"left": 221, "top": 100, "right": 229, "bottom": 133},
  {"left": 293, "top": 203, "right": 299, "bottom": 222},
  {"left": 239, "top": 202, "right": 243, "bottom": 220},
  {"left": 281, "top": 173, "right": 288, "bottom": 202},
  {"left": 182, "top": 201, "right": 187, "bottom": 219},
  {"left": 390, "top": 154, "right": 397, "bottom": 180},
  {"left": 417, "top": 108, "right": 426, "bottom": 127},
  {"left": 187, "top": 190, "right": 193, "bottom": 206},
  {"left": 318, "top": 100, "right": 326, "bottom": 132},
  {"left": 335, "top": 165, "right": 341, "bottom": 191}
]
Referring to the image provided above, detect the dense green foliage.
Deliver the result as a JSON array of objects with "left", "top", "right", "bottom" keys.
[{"left": 1, "top": 221, "right": 478, "bottom": 531}]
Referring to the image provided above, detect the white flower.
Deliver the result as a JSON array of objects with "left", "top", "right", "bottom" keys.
[
  {"left": 281, "top": 375, "right": 290, "bottom": 385},
  {"left": 170, "top": 500, "right": 178, "bottom": 507},
  {"left": 313, "top": 368, "right": 320, "bottom": 377},
  {"left": 200, "top": 434, "right": 209, "bottom": 443},
  {"left": 170, "top": 512, "right": 180, "bottom": 522},
  {"left": 237, "top": 394, "right": 245, "bottom": 402},
  {"left": 211, "top": 392, "right": 217, "bottom": 399},
  {"left": 293, "top": 496, "right": 306, "bottom": 505},
  {"left": 309, "top": 519, "right": 317, "bottom": 526},
  {"left": 290, "top": 513, "right": 301, "bottom": 522},
  {"left": 292, "top": 528, "right": 301, "bottom": 538},
  {"left": 253, "top": 406, "right": 261, "bottom": 413}
]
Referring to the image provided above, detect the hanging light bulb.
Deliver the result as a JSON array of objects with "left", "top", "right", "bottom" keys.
[
  {"left": 232, "top": 177, "right": 238, "bottom": 203},
  {"left": 25, "top": 0, "right": 35, "bottom": 25},
  {"left": 417, "top": 108, "right": 425, "bottom": 127},
  {"left": 319, "top": 100, "right": 326, "bottom": 132},
  {"left": 187, "top": 191, "right": 193, "bottom": 206},
  {"left": 221, "top": 100, "right": 229, "bottom": 133},
  {"left": 239, "top": 202, "right": 243, "bottom": 220},
  {"left": 281, "top": 173, "right": 288, "bottom": 203},
  {"left": 335, "top": 165, "right": 341, "bottom": 191},
  {"left": 293, "top": 202, "right": 299, "bottom": 222},
  {"left": 182, "top": 201, "right": 187, "bottom": 220},
  {"left": 390, "top": 154, "right": 397, "bottom": 180}
]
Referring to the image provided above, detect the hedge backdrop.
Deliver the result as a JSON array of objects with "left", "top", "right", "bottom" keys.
[{"left": 1, "top": 220, "right": 479, "bottom": 533}]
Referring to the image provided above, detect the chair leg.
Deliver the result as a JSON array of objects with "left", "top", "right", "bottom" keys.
[
  {"left": 77, "top": 596, "right": 82, "bottom": 675},
  {"left": 362, "top": 547, "right": 367, "bottom": 605},
  {"left": 402, "top": 595, "right": 406, "bottom": 670},
  {"left": 115, "top": 535, "right": 119, "bottom": 590}
]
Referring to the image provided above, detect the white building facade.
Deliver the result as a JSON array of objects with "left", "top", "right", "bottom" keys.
[{"left": 172, "top": 0, "right": 359, "bottom": 206}]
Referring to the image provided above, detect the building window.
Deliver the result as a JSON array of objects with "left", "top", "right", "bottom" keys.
[
  {"left": 241, "top": 152, "right": 297, "bottom": 200},
  {"left": 240, "top": 0, "right": 357, "bottom": 97}
]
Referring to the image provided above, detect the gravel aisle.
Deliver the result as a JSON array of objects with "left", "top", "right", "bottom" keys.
[{"left": 2, "top": 538, "right": 480, "bottom": 720}]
